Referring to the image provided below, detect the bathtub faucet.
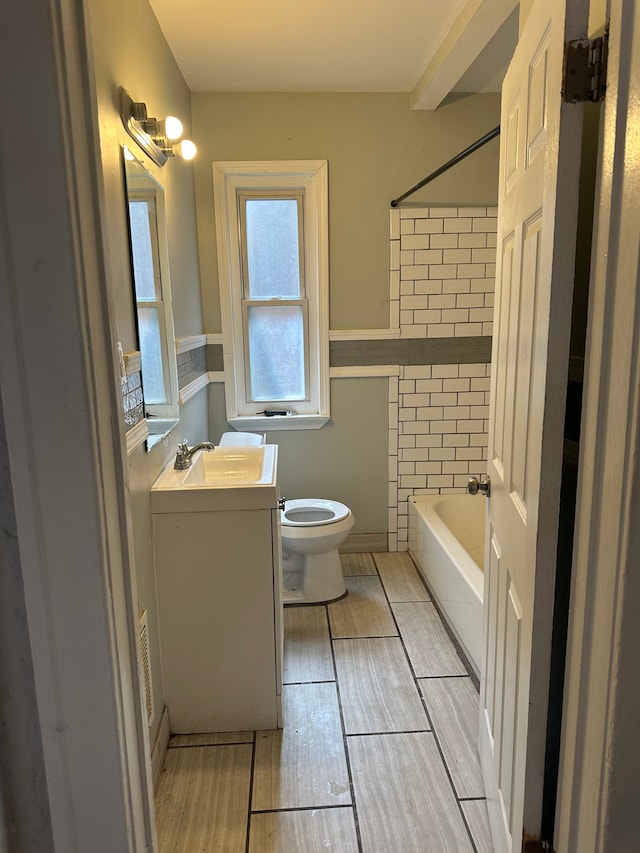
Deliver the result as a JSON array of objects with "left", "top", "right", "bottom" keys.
[{"left": 174, "top": 440, "right": 216, "bottom": 470}]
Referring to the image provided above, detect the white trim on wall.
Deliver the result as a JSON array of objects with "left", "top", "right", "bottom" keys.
[
  {"left": 179, "top": 372, "right": 209, "bottom": 405},
  {"left": 126, "top": 419, "right": 149, "bottom": 455},
  {"left": 208, "top": 329, "right": 400, "bottom": 344},
  {"left": 329, "top": 328, "right": 401, "bottom": 340},
  {"left": 124, "top": 350, "right": 142, "bottom": 375},
  {"left": 330, "top": 365, "right": 401, "bottom": 378},
  {"left": 175, "top": 335, "right": 207, "bottom": 354}
]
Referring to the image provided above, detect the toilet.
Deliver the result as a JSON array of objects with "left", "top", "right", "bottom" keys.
[
  {"left": 280, "top": 499, "right": 354, "bottom": 605},
  {"left": 218, "top": 431, "right": 266, "bottom": 447}
]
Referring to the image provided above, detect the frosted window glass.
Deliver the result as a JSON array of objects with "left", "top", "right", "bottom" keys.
[
  {"left": 245, "top": 199, "right": 301, "bottom": 298},
  {"left": 137, "top": 306, "right": 166, "bottom": 403},
  {"left": 247, "top": 305, "right": 305, "bottom": 401},
  {"left": 128, "top": 200, "right": 157, "bottom": 300}
]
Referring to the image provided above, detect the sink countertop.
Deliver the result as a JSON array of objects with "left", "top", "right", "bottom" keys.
[{"left": 150, "top": 444, "right": 279, "bottom": 513}]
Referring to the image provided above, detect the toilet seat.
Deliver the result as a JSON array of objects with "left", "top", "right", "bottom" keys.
[{"left": 281, "top": 499, "right": 351, "bottom": 527}]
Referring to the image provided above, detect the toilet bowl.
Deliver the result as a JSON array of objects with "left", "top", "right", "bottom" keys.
[{"left": 280, "top": 499, "right": 354, "bottom": 604}]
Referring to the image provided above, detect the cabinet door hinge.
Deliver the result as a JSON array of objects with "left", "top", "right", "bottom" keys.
[{"left": 563, "top": 30, "right": 608, "bottom": 103}]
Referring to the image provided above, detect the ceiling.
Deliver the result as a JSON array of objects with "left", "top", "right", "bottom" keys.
[{"left": 149, "top": 0, "right": 519, "bottom": 109}]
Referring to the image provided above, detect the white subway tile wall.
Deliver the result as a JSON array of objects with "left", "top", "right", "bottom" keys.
[
  {"left": 388, "top": 363, "right": 491, "bottom": 551},
  {"left": 390, "top": 206, "right": 497, "bottom": 340},
  {"left": 388, "top": 207, "right": 496, "bottom": 551}
]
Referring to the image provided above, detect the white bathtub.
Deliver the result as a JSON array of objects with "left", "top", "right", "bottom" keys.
[{"left": 408, "top": 494, "right": 485, "bottom": 677}]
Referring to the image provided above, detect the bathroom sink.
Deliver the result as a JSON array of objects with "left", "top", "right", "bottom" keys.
[
  {"left": 185, "top": 446, "right": 266, "bottom": 484},
  {"left": 151, "top": 444, "right": 278, "bottom": 513}
]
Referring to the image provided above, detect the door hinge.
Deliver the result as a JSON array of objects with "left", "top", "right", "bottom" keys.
[{"left": 562, "top": 31, "right": 608, "bottom": 103}]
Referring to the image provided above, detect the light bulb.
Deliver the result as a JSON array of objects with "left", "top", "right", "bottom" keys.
[
  {"left": 177, "top": 139, "right": 197, "bottom": 160},
  {"left": 164, "top": 115, "right": 183, "bottom": 140}
]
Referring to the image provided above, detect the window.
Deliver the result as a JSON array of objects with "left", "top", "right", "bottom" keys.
[
  {"left": 213, "top": 161, "right": 329, "bottom": 430},
  {"left": 124, "top": 152, "right": 179, "bottom": 431}
]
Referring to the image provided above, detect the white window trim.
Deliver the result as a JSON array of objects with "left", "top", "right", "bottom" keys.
[{"left": 213, "top": 160, "right": 330, "bottom": 431}]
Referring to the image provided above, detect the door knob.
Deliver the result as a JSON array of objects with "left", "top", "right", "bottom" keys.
[{"left": 467, "top": 475, "right": 490, "bottom": 497}]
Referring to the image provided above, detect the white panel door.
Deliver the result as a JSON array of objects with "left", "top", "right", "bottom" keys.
[{"left": 479, "top": 0, "right": 589, "bottom": 849}]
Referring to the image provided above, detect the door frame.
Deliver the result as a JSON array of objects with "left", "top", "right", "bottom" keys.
[
  {"left": 0, "top": 0, "right": 156, "bottom": 849},
  {"left": 555, "top": 1, "right": 640, "bottom": 850}
]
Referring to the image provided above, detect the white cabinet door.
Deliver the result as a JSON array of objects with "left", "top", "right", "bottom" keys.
[
  {"left": 154, "top": 508, "right": 279, "bottom": 732},
  {"left": 480, "top": 0, "right": 588, "bottom": 849}
]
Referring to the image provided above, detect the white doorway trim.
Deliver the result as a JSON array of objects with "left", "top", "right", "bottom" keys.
[
  {"left": 556, "top": 2, "right": 640, "bottom": 850},
  {"left": 0, "top": 0, "right": 155, "bottom": 849}
]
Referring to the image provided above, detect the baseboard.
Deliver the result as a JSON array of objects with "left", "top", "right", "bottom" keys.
[
  {"left": 340, "top": 532, "right": 388, "bottom": 553},
  {"left": 151, "top": 704, "right": 170, "bottom": 791}
]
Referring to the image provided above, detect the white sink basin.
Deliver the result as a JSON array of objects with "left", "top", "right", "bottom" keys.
[
  {"left": 185, "top": 446, "right": 267, "bottom": 484},
  {"left": 151, "top": 444, "right": 278, "bottom": 513}
]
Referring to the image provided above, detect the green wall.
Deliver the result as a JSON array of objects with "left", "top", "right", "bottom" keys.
[{"left": 192, "top": 91, "right": 501, "bottom": 331}]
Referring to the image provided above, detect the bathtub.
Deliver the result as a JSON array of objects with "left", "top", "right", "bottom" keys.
[{"left": 408, "top": 494, "right": 485, "bottom": 677}]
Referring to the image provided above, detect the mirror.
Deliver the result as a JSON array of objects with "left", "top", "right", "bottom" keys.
[{"left": 123, "top": 147, "right": 179, "bottom": 449}]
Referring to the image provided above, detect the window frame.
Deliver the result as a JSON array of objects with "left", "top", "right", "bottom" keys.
[{"left": 213, "top": 160, "right": 329, "bottom": 430}]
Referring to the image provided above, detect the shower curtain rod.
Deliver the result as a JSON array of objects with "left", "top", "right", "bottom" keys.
[{"left": 390, "top": 125, "right": 500, "bottom": 207}]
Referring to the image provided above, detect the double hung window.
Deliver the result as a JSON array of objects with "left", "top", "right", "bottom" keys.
[{"left": 213, "top": 161, "right": 329, "bottom": 430}]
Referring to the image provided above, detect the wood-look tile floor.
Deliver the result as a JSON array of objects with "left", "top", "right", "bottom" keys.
[{"left": 155, "top": 552, "right": 491, "bottom": 852}]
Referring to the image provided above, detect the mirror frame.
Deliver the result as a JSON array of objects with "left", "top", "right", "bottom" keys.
[{"left": 122, "top": 146, "right": 179, "bottom": 449}]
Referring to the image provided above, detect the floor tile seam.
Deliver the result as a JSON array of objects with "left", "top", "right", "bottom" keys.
[
  {"left": 417, "top": 675, "right": 485, "bottom": 794},
  {"left": 389, "top": 599, "right": 469, "bottom": 678},
  {"left": 360, "top": 569, "right": 449, "bottom": 727},
  {"left": 420, "top": 688, "right": 482, "bottom": 847},
  {"left": 417, "top": 673, "right": 471, "bottom": 680},
  {"left": 386, "top": 597, "right": 433, "bottom": 603},
  {"left": 344, "top": 726, "right": 479, "bottom": 852},
  {"left": 328, "top": 562, "right": 390, "bottom": 643},
  {"left": 250, "top": 804, "right": 356, "bottom": 816},
  {"left": 343, "top": 728, "right": 432, "bottom": 738},
  {"left": 342, "top": 572, "right": 378, "bottom": 578},
  {"left": 330, "top": 632, "right": 400, "bottom": 641},
  {"left": 167, "top": 739, "right": 255, "bottom": 750},
  {"left": 282, "top": 678, "right": 336, "bottom": 686},
  {"left": 413, "top": 586, "right": 479, "bottom": 686},
  {"left": 244, "top": 734, "right": 257, "bottom": 853},
  {"left": 327, "top": 600, "right": 365, "bottom": 853},
  {"left": 375, "top": 552, "right": 481, "bottom": 851},
  {"left": 282, "top": 608, "right": 335, "bottom": 684},
  {"left": 372, "top": 551, "right": 433, "bottom": 603}
]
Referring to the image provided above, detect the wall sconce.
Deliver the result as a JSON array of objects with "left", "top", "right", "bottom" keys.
[{"left": 120, "top": 88, "right": 196, "bottom": 167}]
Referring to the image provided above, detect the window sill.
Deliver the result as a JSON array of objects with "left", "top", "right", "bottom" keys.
[{"left": 228, "top": 414, "right": 330, "bottom": 431}]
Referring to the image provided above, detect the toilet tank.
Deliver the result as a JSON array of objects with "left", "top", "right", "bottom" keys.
[{"left": 218, "top": 431, "right": 266, "bottom": 447}]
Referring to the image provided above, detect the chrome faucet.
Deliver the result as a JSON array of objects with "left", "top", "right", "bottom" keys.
[{"left": 174, "top": 440, "right": 216, "bottom": 470}]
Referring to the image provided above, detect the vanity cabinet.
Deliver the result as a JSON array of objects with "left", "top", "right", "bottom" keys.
[{"left": 150, "top": 450, "right": 283, "bottom": 733}]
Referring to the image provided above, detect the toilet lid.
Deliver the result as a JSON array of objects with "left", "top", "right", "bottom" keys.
[{"left": 281, "top": 499, "right": 351, "bottom": 527}]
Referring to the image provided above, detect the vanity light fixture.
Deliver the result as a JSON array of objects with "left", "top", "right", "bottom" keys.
[{"left": 120, "top": 88, "right": 197, "bottom": 167}]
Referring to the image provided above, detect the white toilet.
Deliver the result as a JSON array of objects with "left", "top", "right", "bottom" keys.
[
  {"left": 280, "top": 499, "right": 354, "bottom": 605},
  {"left": 218, "top": 431, "right": 266, "bottom": 447}
]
